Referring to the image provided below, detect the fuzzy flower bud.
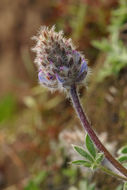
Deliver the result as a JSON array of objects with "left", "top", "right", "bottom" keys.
[{"left": 32, "top": 26, "right": 88, "bottom": 92}]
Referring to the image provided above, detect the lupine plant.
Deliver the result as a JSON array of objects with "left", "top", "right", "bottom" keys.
[{"left": 32, "top": 26, "right": 127, "bottom": 187}]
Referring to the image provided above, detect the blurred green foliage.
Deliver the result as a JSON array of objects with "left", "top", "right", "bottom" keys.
[
  {"left": 62, "top": 167, "right": 78, "bottom": 184},
  {"left": 24, "top": 166, "right": 96, "bottom": 190},
  {"left": 0, "top": 94, "right": 17, "bottom": 123},
  {"left": 68, "top": 180, "right": 95, "bottom": 190},
  {"left": 24, "top": 171, "right": 47, "bottom": 190},
  {"left": 116, "top": 184, "right": 123, "bottom": 190},
  {"left": 123, "top": 182, "right": 127, "bottom": 190},
  {"left": 69, "top": 2, "right": 87, "bottom": 41},
  {"left": 93, "top": 0, "right": 127, "bottom": 81}
]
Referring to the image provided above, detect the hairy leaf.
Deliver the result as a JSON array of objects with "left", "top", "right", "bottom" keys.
[
  {"left": 73, "top": 146, "right": 94, "bottom": 162},
  {"left": 118, "top": 155, "right": 127, "bottom": 163},
  {"left": 118, "top": 145, "right": 127, "bottom": 155},
  {"left": 72, "top": 160, "right": 91, "bottom": 167},
  {"left": 85, "top": 134, "right": 96, "bottom": 158}
]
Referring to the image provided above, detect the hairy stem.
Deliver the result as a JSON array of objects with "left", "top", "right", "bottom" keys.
[{"left": 70, "top": 85, "right": 127, "bottom": 179}]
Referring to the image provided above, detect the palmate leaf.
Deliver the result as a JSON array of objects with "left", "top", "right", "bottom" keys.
[
  {"left": 85, "top": 134, "right": 96, "bottom": 158},
  {"left": 72, "top": 160, "right": 91, "bottom": 168},
  {"left": 73, "top": 145, "right": 94, "bottom": 162}
]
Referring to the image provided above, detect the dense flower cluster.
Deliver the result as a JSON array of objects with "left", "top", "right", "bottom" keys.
[{"left": 32, "top": 26, "right": 88, "bottom": 92}]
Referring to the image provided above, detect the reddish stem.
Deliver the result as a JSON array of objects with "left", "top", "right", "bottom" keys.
[{"left": 70, "top": 86, "right": 127, "bottom": 178}]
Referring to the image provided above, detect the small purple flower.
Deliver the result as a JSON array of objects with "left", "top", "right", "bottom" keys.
[{"left": 32, "top": 26, "right": 89, "bottom": 92}]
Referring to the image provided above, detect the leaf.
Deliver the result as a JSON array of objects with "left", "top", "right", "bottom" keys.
[
  {"left": 72, "top": 160, "right": 91, "bottom": 167},
  {"left": 73, "top": 146, "right": 94, "bottom": 162},
  {"left": 85, "top": 134, "right": 96, "bottom": 158},
  {"left": 117, "top": 155, "right": 127, "bottom": 163},
  {"left": 118, "top": 145, "right": 127, "bottom": 155},
  {"left": 96, "top": 153, "right": 104, "bottom": 164}
]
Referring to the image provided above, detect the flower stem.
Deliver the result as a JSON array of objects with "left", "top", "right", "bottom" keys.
[
  {"left": 70, "top": 85, "right": 127, "bottom": 178},
  {"left": 99, "top": 165, "right": 127, "bottom": 181}
]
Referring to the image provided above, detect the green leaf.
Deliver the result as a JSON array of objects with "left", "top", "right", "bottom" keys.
[
  {"left": 96, "top": 153, "right": 104, "bottom": 164},
  {"left": 118, "top": 145, "right": 127, "bottom": 155},
  {"left": 117, "top": 155, "right": 127, "bottom": 163},
  {"left": 72, "top": 160, "right": 91, "bottom": 167},
  {"left": 73, "top": 146, "right": 94, "bottom": 162},
  {"left": 85, "top": 134, "right": 96, "bottom": 158}
]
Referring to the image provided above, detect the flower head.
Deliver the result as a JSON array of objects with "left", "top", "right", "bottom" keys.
[{"left": 32, "top": 26, "right": 88, "bottom": 92}]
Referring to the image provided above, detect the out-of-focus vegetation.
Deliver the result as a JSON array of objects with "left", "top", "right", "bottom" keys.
[
  {"left": 93, "top": 0, "right": 127, "bottom": 81},
  {"left": 0, "top": 94, "right": 17, "bottom": 123},
  {"left": 0, "top": 0, "right": 127, "bottom": 189}
]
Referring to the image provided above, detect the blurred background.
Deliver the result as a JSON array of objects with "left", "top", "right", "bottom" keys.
[{"left": 0, "top": 0, "right": 127, "bottom": 189}]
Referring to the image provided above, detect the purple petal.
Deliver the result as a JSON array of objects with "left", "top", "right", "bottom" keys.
[
  {"left": 55, "top": 73, "right": 64, "bottom": 83},
  {"left": 79, "top": 60, "right": 88, "bottom": 74},
  {"left": 38, "top": 71, "right": 47, "bottom": 83}
]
